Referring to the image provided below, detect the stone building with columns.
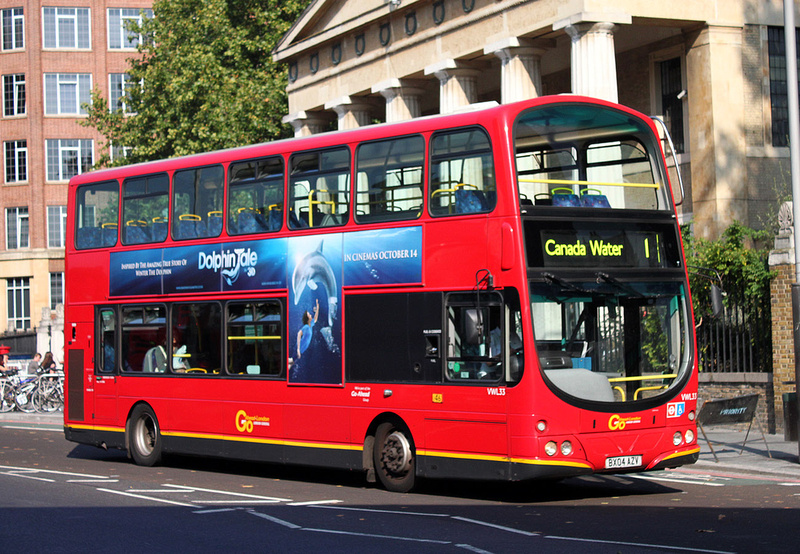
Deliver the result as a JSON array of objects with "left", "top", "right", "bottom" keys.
[{"left": 273, "top": 0, "right": 798, "bottom": 239}]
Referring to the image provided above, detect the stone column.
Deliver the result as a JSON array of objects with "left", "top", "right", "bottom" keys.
[
  {"left": 282, "top": 111, "right": 331, "bottom": 137},
  {"left": 372, "top": 79, "right": 426, "bottom": 122},
  {"left": 424, "top": 60, "right": 481, "bottom": 114},
  {"left": 566, "top": 22, "right": 618, "bottom": 102},
  {"left": 484, "top": 38, "right": 545, "bottom": 104},
  {"left": 554, "top": 14, "right": 631, "bottom": 102},
  {"left": 325, "top": 96, "right": 375, "bottom": 130}
]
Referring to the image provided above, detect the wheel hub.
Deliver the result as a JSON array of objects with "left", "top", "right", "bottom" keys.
[{"left": 381, "top": 431, "right": 412, "bottom": 475}]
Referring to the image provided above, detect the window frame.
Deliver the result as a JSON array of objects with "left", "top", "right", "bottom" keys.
[
  {"left": 171, "top": 165, "right": 225, "bottom": 240},
  {"left": 75, "top": 180, "right": 119, "bottom": 250},
  {"left": 47, "top": 205, "right": 67, "bottom": 248},
  {"left": 171, "top": 302, "right": 223, "bottom": 375},
  {"left": 42, "top": 6, "right": 91, "bottom": 50},
  {"left": 6, "top": 276, "right": 30, "bottom": 330},
  {"left": 4, "top": 140, "right": 27, "bottom": 183},
  {"left": 5, "top": 206, "right": 28, "bottom": 249},
  {"left": 228, "top": 156, "right": 285, "bottom": 235},
  {"left": 1, "top": 7, "right": 24, "bottom": 51},
  {"left": 46, "top": 139, "right": 93, "bottom": 182},
  {"left": 97, "top": 306, "right": 117, "bottom": 374},
  {"left": 109, "top": 73, "right": 135, "bottom": 114},
  {"left": 107, "top": 8, "right": 152, "bottom": 50},
  {"left": 288, "top": 147, "right": 351, "bottom": 230},
  {"left": 3, "top": 73, "right": 26, "bottom": 117},
  {"left": 443, "top": 291, "right": 506, "bottom": 383},
  {"left": 120, "top": 304, "right": 168, "bottom": 374},
  {"left": 50, "top": 271, "right": 64, "bottom": 309},
  {"left": 355, "top": 134, "right": 425, "bottom": 224},
  {"left": 121, "top": 173, "right": 169, "bottom": 245},
  {"left": 428, "top": 126, "right": 496, "bottom": 217},
  {"left": 225, "top": 299, "right": 285, "bottom": 378},
  {"left": 44, "top": 72, "right": 92, "bottom": 115}
]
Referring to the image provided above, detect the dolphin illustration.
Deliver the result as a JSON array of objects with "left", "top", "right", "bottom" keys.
[{"left": 292, "top": 241, "right": 338, "bottom": 326}]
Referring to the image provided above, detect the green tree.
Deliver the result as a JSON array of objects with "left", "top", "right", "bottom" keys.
[
  {"left": 83, "top": 0, "right": 307, "bottom": 166},
  {"left": 682, "top": 220, "right": 774, "bottom": 321}
]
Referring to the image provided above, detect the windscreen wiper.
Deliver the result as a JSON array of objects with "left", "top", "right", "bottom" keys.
[
  {"left": 596, "top": 272, "right": 644, "bottom": 298},
  {"left": 541, "top": 272, "right": 591, "bottom": 295}
]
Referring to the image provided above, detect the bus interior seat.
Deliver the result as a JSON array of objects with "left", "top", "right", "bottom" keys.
[
  {"left": 175, "top": 217, "right": 203, "bottom": 239},
  {"left": 319, "top": 213, "right": 343, "bottom": 227},
  {"left": 533, "top": 193, "right": 551, "bottom": 206},
  {"left": 101, "top": 225, "right": 118, "bottom": 247},
  {"left": 76, "top": 227, "right": 101, "bottom": 249},
  {"left": 151, "top": 218, "right": 168, "bottom": 241},
  {"left": 142, "top": 345, "right": 167, "bottom": 373},
  {"left": 551, "top": 189, "right": 581, "bottom": 207},
  {"left": 207, "top": 212, "right": 223, "bottom": 236},
  {"left": 237, "top": 210, "right": 268, "bottom": 233},
  {"left": 543, "top": 368, "right": 614, "bottom": 402},
  {"left": 268, "top": 208, "right": 283, "bottom": 231},
  {"left": 580, "top": 193, "right": 611, "bottom": 208},
  {"left": 288, "top": 210, "right": 308, "bottom": 229},
  {"left": 124, "top": 223, "right": 151, "bottom": 244},
  {"left": 455, "top": 188, "right": 488, "bottom": 213}
]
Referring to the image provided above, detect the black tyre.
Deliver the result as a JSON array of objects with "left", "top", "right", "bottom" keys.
[
  {"left": 373, "top": 421, "right": 415, "bottom": 493},
  {"left": 128, "top": 404, "right": 162, "bottom": 466}
]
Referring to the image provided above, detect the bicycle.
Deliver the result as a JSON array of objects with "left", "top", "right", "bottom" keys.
[
  {"left": 0, "top": 376, "right": 15, "bottom": 412},
  {"left": 0, "top": 369, "right": 37, "bottom": 412},
  {"left": 32, "top": 371, "right": 64, "bottom": 413}
]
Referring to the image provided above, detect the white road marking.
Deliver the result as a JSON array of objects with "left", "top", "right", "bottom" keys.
[
  {"left": 1, "top": 465, "right": 108, "bottom": 479},
  {"left": 161, "top": 483, "right": 291, "bottom": 502},
  {"left": 96, "top": 487, "right": 196, "bottom": 507},
  {"left": 545, "top": 533, "right": 735, "bottom": 554},
  {"left": 451, "top": 516, "right": 539, "bottom": 537},
  {"left": 287, "top": 499, "right": 342, "bottom": 506}
]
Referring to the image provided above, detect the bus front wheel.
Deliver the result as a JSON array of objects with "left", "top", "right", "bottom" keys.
[
  {"left": 128, "top": 404, "right": 163, "bottom": 466},
  {"left": 373, "top": 422, "right": 415, "bottom": 492}
]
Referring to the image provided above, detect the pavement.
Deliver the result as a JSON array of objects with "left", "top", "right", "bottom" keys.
[{"left": 1, "top": 410, "right": 799, "bottom": 479}]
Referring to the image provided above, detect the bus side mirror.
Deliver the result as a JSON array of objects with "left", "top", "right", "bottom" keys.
[
  {"left": 464, "top": 308, "right": 484, "bottom": 346},
  {"left": 711, "top": 284, "right": 724, "bottom": 319}
]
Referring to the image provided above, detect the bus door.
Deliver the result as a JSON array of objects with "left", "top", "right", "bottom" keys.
[
  {"left": 424, "top": 291, "right": 518, "bottom": 467},
  {"left": 93, "top": 307, "right": 118, "bottom": 425}
]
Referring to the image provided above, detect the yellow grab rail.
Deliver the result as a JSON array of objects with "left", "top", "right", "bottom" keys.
[{"left": 518, "top": 178, "right": 659, "bottom": 189}]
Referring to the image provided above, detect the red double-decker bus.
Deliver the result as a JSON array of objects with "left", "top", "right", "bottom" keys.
[{"left": 63, "top": 96, "right": 698, "bottom": 492}]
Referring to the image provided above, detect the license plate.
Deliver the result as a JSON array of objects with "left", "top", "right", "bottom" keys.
[{"left": 605, "top": 455, "right": 642, "bottom": 470}]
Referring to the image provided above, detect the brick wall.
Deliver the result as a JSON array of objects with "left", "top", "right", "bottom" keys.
[{"left": 770, "top": 259, "right": 796, "bottom": 434}]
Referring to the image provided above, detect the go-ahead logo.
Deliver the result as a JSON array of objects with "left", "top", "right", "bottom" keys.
[
  {"left": 235, "top": 409, "right": 270, "bottom": 433},
  {"left": 198, "top": 247, "right": 258, "bottom": 286},
  {"left": 608, "top": 414, "right": 642, "bottom": 430}
]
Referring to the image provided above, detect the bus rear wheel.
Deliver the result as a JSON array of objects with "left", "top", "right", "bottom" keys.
[
  {"left": 128, "top": 404, "right": 162, "bottom": 466},
  {"left": 373, "top": 422, "right": 415, "bottom": 493}
]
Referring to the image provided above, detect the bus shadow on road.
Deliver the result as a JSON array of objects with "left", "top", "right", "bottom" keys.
[{"left": 66, "top": 443, "right": 678, "bottom": 503}]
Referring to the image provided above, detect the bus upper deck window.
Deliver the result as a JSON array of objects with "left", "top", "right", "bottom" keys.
[
  {"left": 430, "top": 127, "right": 496, "bottom": 217},
  {"left": 356, "top": 135, "right": 424, "bottom": 223},
  {"left": 75, "top": 180, "right": 119, "bottom": 249},
  {"left": 289, "top": 148, "right": 350, "bottom": 229},
  {"left": 121, "top": 174, "right": 168, "bottom": 245},
  {"left": 172, "top": 166, "right": 224, "bottom": 240},
  {"left": 228, "top": 157, "right": 285, "bottom": 235},
  {"left": 514, "top": 104, "right": 670, "bottom": 211}
]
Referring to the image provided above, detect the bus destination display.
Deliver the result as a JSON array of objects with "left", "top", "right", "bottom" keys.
[{"left": 526, "top": 223, "right": 680, "bottom": 269}]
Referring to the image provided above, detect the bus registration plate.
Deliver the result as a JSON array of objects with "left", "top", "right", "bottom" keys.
[{"left": 605, "top": 455, "right": 642, "bottom": 470}]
